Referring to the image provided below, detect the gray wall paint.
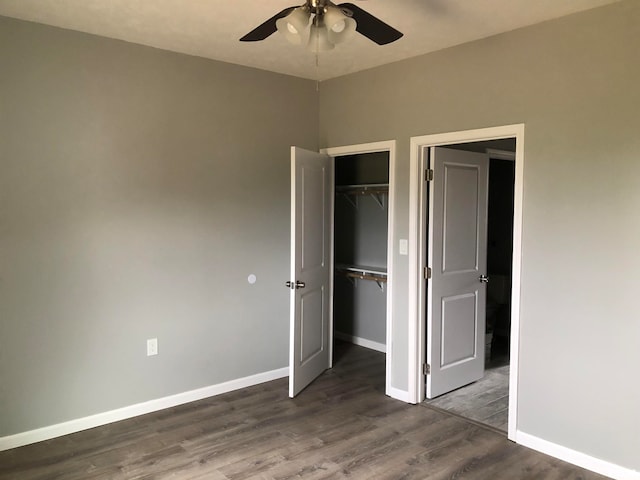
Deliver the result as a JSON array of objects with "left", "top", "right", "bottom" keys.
[
  {"left": 0, "top": 16, "right": 318, "bottom": 436},
  {"left": 2, "top": 1, "right": 639, "bottom": 472},
  {"left": 320, "top": 0, "right": 639, "bottom": 471},
  {"left": 334, "top": 277, "right": 387, "bottom": 344}
]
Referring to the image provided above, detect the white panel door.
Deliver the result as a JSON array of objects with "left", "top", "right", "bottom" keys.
[
  {"left": 426, "top": 147, "right": 489, "bottom": 399},
  {"left": 289, "top": 146, "right": 333, "bottom": 398}
]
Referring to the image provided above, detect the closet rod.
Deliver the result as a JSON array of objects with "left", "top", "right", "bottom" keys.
[
  {"left": 336, "top": 266, "right": 387, "bottom": 290},
  {"left": 336, "top": 184, "right": 388, "bottom": 209}
]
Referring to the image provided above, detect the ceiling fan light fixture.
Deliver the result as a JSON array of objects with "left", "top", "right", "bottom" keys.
[
  {"left": 240, "top": 1, "right": 402, "bottom": 48},
  {"left": 307, "top": 19, "right": 335, "bottom": 53},
  {"left": 324, "top": 6, "right": 356, "bottom": 44},
  {"left": 276, "top": 6, "right": 311, "bottom": 45}
]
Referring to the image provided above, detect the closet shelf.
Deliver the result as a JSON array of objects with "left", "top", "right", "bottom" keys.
[
  {"left": 336, "top": 183, "right": 388, "bottom": 209},
  {"left": 336, "top": 264, "right": 387, "bottom": 290}
]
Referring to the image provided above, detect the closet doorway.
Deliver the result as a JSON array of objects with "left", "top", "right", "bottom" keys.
[{"left": 323, "top": 141, "right": 396, "bottom": 397}]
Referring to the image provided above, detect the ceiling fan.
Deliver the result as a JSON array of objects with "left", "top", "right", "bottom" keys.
[{"left": 239, "top": 0, "right": 403, "bottom": 51}]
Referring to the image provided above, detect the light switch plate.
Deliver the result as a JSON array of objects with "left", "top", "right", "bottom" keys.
[
  {"left": 399, "top": 239, "right": 408, "bottom": 255},
  {"left": 147, "top": 338, "right": 158, "bottom": 356}
]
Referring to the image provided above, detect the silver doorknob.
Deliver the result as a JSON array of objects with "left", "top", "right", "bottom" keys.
[
  {"left": 285, "top": 280, "right": 306, "bottom": 289},
  {"left": 295, "top": 281, "right": 306, "bottom": 289},
  {"left": 285, "top": 281, "right": 293, "bottom": 289},
  {"left": 479, "top": 275, "right": 489, "bottom": 283}
]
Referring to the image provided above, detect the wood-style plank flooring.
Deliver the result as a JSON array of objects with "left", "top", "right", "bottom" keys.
[
  {"left": 425, "top": 361, "right": 510, "bottom": 432},
  {"left": 0, "top": 342, "right": 607, "bottom": 479}
]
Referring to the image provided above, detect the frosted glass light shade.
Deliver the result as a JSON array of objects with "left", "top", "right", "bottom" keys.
[
  {"left": 308, "top": 21, "right": 335, "bottom": 52},
  {"left": 276, "top": 7, "right": 311, "bottom": 45},
  {"left": 324, "top": 6, "right": 356, "bottom": 44}
]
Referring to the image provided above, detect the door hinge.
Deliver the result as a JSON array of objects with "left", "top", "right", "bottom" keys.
[
  {"left": 423, "top": 266, "right": 432, "bottom": 279},
  {"left": 425, "top": 169, "right": 434, "bottom": 182},
  {"left": 423, "top": 363, "right": 431, "bottom": 375}
]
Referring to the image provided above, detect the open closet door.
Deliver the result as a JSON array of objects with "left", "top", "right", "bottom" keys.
[
  {"left": 426, "top": 147, "right": 489, "bottom": 399},
  {"left": 288, "top": 146, "right": 333, "bottom": 398}
]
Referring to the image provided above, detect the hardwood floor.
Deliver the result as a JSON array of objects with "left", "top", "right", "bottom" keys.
[
  {"left": 0, "top": 342, "right": 607, "bottom": 480},
  {"left": 425, "top": 358, "right": 510, "bottom": 432}
]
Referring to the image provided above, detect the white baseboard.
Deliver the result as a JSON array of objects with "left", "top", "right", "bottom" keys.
[
  {"left": 516, "top": 431, "right": 640, "bottom": 480},
  {"left": 335, "top": 331, "right": 386, "bottom": 353},
  {"left": 0, "top": 367, "right": 289, "bottom": 452}
]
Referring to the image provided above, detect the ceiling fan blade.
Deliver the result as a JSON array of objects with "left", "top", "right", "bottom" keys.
[
  {"left": 338, "top": 3, "right": 403, "bottom": 45},
  {"left": 240, "top": 7, "right": 296, "bottom": 42}
]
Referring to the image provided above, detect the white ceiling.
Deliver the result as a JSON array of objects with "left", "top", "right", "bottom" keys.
[{"left": 0, "top": 0, "right": 621, "bottom": 80}]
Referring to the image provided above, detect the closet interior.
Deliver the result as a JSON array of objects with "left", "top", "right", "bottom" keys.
[{"left": 333, "top": 152, "right": 390, "bottom": 353}]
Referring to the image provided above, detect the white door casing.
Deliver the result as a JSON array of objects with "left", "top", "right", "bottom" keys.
[
  {"left": 426, "top": 147, "right": 489, "bottom": 399},
  {"left": 409, "top": 124, "right": 525, "bottom": 441},
  {"left": 289, "top": 147, "right": 333, "bottom": 398}
]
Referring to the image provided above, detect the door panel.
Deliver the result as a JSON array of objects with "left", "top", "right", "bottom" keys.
[
  {"left": 301, "top": 165, "right": 326, "bottom": 271},
  {"left": 427, "top": 147, "right": 488, "bottom": 399},
  {"left": 443, "top": 166, "right": 480, "bottom": 273},
  {"left": 300, "top": 286, "right": 325, "bottom": 364},
  {"left": 441, "top": 292, "right": 478, "bottom": 367},
  {"left": 289, "top": 146, "right": 332, "bottom": 398}
]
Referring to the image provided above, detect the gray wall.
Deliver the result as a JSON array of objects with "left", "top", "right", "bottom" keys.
[
  {"left": 2, "top": 1, "right": 639, "bottom": 472},
  {"left": 0, "top": 16, "right": 318, "bottom": 436},
  {"left": 320, "top": 0, "right": 639, "bottom": 471}
]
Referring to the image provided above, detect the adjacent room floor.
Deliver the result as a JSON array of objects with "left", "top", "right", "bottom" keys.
[
  {"left": 0, "top": 342, "right": 605, "bottom": 479},
  {"left": 424, "top": 361, "right": 510, "bottom": 432},
  {"left": 424, "top": 332, "right": 510, "bottom": 432}
]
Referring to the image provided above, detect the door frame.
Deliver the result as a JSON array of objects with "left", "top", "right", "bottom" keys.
[
  {"left": 321, "top": 140, "right": 396, "bottom": 398},
  {"left": 408, "top": 125, "right": 524, "bottom": 441}
]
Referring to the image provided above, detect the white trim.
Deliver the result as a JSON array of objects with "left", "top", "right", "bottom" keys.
[
  {"left": 388, "top": 386, "right": 411, "bottom": 403},
  {"left": 321, "top": 140, "right": 395, "bottom": 157},
  {"left": 335, "top": 331, "right": 386, "bottom": 353},
  {"left": 508, "top": 127, "right": 525, "bottom": 441},
  {"left": 329, "top": 156, "right": 336, "bottom": 369},
  {"left": 408, "top": 124, "right": 525, "bottom": 441},
  {"left": 322, "top": 140, "right": 396, "bottom": 400},
  {"left": 516, "top": 431, "right": 640, "bottom": 480},
  {"left": 0, "top": 367, "right": 289, "bottom": 452},
  {"left": 407, "top": 137, "right": 422, "bottom": 404}
]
